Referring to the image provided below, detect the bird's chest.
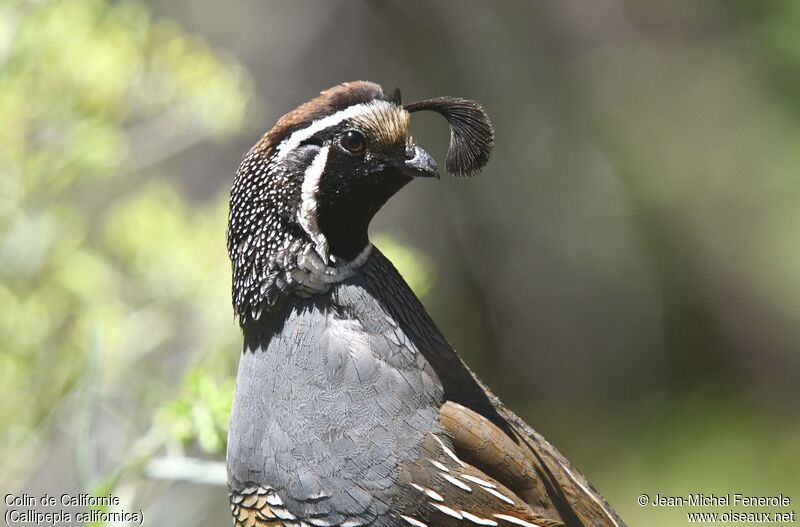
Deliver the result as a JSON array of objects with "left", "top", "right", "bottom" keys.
[{"left": 227, "top": 299, "right": 444, "bottom": 525}]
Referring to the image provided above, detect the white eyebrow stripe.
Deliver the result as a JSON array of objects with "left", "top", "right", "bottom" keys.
[{"left": 274, "top": 100, "right": 393, "bottom": 161}]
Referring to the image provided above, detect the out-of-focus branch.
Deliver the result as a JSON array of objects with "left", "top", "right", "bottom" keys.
[{"left": 145, "top": 456, "right": 227, "bottom": 486}]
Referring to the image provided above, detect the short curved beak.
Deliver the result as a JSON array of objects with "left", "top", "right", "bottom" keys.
[{"left": 402, "top": 145, "right": 439, "bottom": 179}]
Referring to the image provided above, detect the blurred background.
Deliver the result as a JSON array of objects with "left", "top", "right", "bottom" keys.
[{"left": 2, "top": 1, "right": 799, "bottom": 525}]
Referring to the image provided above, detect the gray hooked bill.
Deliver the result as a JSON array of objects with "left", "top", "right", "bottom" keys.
[{"left": 403, "top": 145, "right": 439, "bottom": 179}]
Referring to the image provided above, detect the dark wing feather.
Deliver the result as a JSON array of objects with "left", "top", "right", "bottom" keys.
[{"left": 439, "top": 399, "right": 626, "bottom": 527}]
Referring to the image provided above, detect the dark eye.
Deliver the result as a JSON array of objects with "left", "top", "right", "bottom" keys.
[{"left": 340, "top": 130, "right": 366, "bottom": 155}]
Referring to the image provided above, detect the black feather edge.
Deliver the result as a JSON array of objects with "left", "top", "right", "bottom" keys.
[{"left": 404, "top": 97, "right": 494, "bottom": 177}]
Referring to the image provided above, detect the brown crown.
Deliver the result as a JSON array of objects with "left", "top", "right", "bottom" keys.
[{"left": 255, "top": 81, "right": 387, "bottom": 157}]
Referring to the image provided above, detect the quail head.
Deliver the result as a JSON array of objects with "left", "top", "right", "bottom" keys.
[{"left": 225, "top": 81, "right": 626, "bottom": 527}]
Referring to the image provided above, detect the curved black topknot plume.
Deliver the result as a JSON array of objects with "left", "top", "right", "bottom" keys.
[
  {"left": 388, "top": 87, "right": 402, "bottom": 105},
  {"left": 404, "top": 97, "right": 494, "bottom": 177}
]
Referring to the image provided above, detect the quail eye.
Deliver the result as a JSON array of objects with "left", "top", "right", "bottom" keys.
[{"left": 340, "top": 130, "right": 366, "bottom": 155}]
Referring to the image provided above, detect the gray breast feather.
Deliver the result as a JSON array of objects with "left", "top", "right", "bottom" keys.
[{"left": 227, "top": 292, "right": 444, "bottom": 525}]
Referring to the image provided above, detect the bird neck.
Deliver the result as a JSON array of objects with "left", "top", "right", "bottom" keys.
[
  {"left": 318, "top": 215, "right": 371, "bottom": 261},
  {"left": 314, "top": 168, "right": 412, "bottom": 261}
]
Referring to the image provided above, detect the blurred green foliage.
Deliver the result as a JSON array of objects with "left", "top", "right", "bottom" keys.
[
  {"left": 0, "top": 0, "right": 251, "bottom": 488},
  {"left": 155, "top": 368, "right": 234, "bottom": 456},
  {"left": 373, "top": 233, "right": 436, "bottom": 298},
  {"left": 734, "top": 0, "right": 800, "bottom": 113},
  {"left": 0, "top": 0, "right": 436, "bottom": 496}
]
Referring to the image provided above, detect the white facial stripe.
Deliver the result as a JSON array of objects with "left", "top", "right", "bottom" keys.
[
  {"left": 275, "top": 100, "right": 394, "bottom": 161},
  {"left": 298, "top": 144, "right": 331, "bottom": 260}
]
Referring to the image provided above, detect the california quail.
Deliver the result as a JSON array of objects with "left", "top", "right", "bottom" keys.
[{"left": 225, "top": 81, "right": 626, "bottom": 527}]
